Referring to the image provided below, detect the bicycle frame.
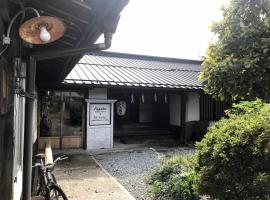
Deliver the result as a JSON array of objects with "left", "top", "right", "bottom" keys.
[
  {"left": 35, "top": 157, "right": 56, "bottom": 198},
  {"left": 33, "top": 154, "right": 68, "bottom": 200}
]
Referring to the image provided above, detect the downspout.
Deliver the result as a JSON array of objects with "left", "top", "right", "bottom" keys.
[
  {"left": 22, "top": 31, "right": 113, "bottom": 200},
  {"left": 31, "top": 31, "right": 113, "bottom": 60},
  {"left": 95, "top": 32, "right": 113, "bottom": 50}
]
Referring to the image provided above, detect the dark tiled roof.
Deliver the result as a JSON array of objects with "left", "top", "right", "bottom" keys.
[{"left": 63, "top": 51, "right": 203, "bottom": 89}]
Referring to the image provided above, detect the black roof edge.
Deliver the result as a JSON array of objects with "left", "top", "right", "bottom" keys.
[
  {"left": 39, "top": 81, "right": 203, "bottom": 92},
  {"left": 85, "top": 51, "right": 203, "bottom": 65}
]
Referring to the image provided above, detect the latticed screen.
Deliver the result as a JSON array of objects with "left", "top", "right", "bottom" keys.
[{"left": 200, "top": 94, "right": 231, "bottom": 121}]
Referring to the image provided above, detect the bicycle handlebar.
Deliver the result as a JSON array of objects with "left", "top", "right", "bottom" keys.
[
  {"left": 32, "top": 163, "right": 42, "bottom": 168},
  {"left": 32, "top": 155, "right": 68, "bottom": 169}
]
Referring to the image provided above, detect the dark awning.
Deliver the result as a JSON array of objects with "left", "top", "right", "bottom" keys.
[{"left": 18, "top": 0, "right": 129, "bottom": 84}]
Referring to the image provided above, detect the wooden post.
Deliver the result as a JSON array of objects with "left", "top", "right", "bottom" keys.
[
  {"left": 180, "top": 93, "right": 187, "bottom": 144},
  {"left": 59, "top": 92, "right": 65, "bottom": 149},
  {"left": 45, "top": 142, "right": 53, "bottom": 166}
]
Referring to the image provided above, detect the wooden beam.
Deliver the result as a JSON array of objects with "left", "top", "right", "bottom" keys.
[{"left": 180, "top": 93, "right": 187, "bottom": 144}]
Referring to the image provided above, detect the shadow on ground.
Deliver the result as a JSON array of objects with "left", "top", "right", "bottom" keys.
[{"left": 53, "top": 154, "right": 134, "bottom": 200}]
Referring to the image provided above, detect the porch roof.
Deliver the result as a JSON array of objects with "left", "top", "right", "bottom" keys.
[
  {"left": 10, "top": 0, "right": 129, "bottom": 85},
  {"left": 63, "top": 51, "right": 203, "bottom": 89}
]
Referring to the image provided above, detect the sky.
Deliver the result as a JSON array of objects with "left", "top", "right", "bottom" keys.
[{"left": 102, "top": 0, "right": 230, "bottom": 60}]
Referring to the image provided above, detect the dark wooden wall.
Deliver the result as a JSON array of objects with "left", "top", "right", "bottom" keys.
[
  {"left": 0, "top": 10, "right": 22, "bottom": 200},
  {"left": 200, "top": 93, "right": 231, "bottom": 120},
  {"left": 0, "top": 26, "right": 15, "bottom": 200}
]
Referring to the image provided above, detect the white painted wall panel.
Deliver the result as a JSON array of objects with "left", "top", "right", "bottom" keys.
[
  {"left": 88, "top": 88, "right": 107, "bottom": 99},
  {"left": 169, "top": 94, "right": 181, "bottom": 126},
  {"left": 186, "top": 93, "right": 200, "bottom": 122},
  {"left": 87, "top": 127, "right": 111, "bottom": 149}
]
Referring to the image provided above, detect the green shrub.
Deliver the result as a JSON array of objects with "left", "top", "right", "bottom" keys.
[
  {"left": 146, "top": 155, "right": 199, "bottom": 200},
  {"left": 196, "top": 100, "right": 270, "bottom": 200}
]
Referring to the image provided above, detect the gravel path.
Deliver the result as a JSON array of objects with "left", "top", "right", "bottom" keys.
[{"left": 94, "top": 147, "right": 195, "bottom": 200}]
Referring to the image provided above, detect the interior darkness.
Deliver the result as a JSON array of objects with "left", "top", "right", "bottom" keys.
[{"left": 108, "top": 89, "right": 177, "bottom": 139}]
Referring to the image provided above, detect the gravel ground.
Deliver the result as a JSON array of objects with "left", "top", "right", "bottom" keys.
[{"left": 94, "top": 147, "right": 195, "bottom": 200}]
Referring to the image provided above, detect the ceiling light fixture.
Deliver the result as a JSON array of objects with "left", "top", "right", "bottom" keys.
[
  {"left": 2, "top": 7, "right": 65, "bottom": 47},
  {"left": 19, "top": 16, "right": 66, "bottom": 44},
  {"left": 39, "top": 26, "right": 51, "bottom": 42}
]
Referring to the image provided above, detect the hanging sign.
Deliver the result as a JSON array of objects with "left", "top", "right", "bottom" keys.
[
  {"left": 116, "top": 100, "right": 127, "bottom": 116},
  {"left": 89, "top": 103, "right": 111, "bottom": 125}
]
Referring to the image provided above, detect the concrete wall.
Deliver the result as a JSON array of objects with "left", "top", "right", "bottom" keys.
[
  {"left": 86, "top": 99, "right": 116, "bottom": 150},
  {"left": 186, "top": 92, "right": 200, "bottom": 122},
  {"left": 88, "top": 88, "right": 107, "bottom": 99},
  {"left": 169, "top": 94, "right": 181, "bottom": 126},
  {"left": 87, "top": 89, "right": 115, "bottom": 150}
]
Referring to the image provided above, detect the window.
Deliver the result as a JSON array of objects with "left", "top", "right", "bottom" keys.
[
  {"left": 62, "top": 92, "right": 83, "bottom": 136},
  {"left": 40, "top": 91, "right": 84, "bottom": 137}
]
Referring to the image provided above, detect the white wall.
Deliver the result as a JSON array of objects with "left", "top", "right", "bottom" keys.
[
  {"left": 32, "top": 91, "right": 37, "bottom": 143},
  {"left": 88, "top": 88, "right": 107, "bottom": 99},
  {"left": 186, "top": 92, "right": 200, "bottom": 122},
  {"left": 169, "top": 94, "right": 181, "bottom": 126},
  {"left": 12, "top": 62, "right": 26, "bottom": 200}
]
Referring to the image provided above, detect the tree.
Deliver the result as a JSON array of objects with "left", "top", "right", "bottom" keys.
[
  {"left": 196, "top": 100, "right": 270, "bottom": 200},
  {"left": 199, "top": 0, "right": 270, "bottom": 101}
]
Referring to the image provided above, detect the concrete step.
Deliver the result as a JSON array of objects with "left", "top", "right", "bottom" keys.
[{"left": 115, "top": 128, "right": 174, "bottom": 137}]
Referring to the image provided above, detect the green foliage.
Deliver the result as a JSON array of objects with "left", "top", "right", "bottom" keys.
[
  {"left": 146, "top": 155, "right": 199, "bottom": 200},
  {"left": 199, "top": 0, "right": 270, "bottom": 101},
  {"left": 226, "top": 98, "right": 264, "bottom": 116},
  {"left": 196, "top": 100, "right": 270, "bottom": 200}
]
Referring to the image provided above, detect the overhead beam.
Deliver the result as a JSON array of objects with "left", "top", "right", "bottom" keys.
[
  {"left": 32, "top": 45, "right": 99, "bottom": 60},
  {"left": 31, "top": 1, "right": 90, "bottom": 25},
  {"left": 71, "top": 0, "right": 92, "bottom": 11}
]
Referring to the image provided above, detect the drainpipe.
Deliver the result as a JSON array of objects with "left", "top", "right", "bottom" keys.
[
  {"left": 32, "top": 31, "right": 113, "bottom": 60},
  {"left": 22, "top": 30, "right": 114, "bottom": 200},
  {"left": 94, "top": 32, "right": 113, "bottom": 50}
]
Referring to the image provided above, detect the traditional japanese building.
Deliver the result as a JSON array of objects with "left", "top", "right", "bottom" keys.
[
  {"left": 38, "top": 51, "right": 230, "bottom": 150},
  {"left": 0, "top": 0, "right": 128, "bottom": 199}
]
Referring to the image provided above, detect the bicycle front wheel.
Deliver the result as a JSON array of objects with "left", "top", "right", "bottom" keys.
[{"left": 49, "top": 184, "right": 68, "bottom": 200}]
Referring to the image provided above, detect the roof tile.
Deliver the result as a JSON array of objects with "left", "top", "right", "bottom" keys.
[{"left": 63, "top": 51, "right": 203, "bottom": 89}]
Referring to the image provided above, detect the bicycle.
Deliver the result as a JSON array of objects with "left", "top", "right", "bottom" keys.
[{"left": 33, "top": 153, "right": 68, "bottom": 200}]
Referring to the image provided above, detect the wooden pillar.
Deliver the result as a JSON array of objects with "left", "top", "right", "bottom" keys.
[
  {"left": 83, "top": 90, "right": 89, "bottom": 149},
  {"left": 45, "top": 143, "right": 53, "bottom": 166},
  {"left": 180, "top": 93, "right": 187, "bottom": 144},
  {"left": 59, "top": 92, "right": 65, "bottom": 149},
  {"left": 82, "top": 100, "right": 86, "bottom": 149}
]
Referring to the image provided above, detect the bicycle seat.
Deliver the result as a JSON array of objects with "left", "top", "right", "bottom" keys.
[{"left": 35, "top": 153, "right": 45, "bottom": 158}]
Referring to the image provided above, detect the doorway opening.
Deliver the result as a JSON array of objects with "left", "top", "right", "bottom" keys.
[{"left": 108, "top": 89, "right": 180, "bottom": 148}]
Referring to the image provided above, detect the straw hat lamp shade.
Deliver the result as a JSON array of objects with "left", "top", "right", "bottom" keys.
[{"left": 19, "top": 16, "right": 66, "bottom": 44}]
